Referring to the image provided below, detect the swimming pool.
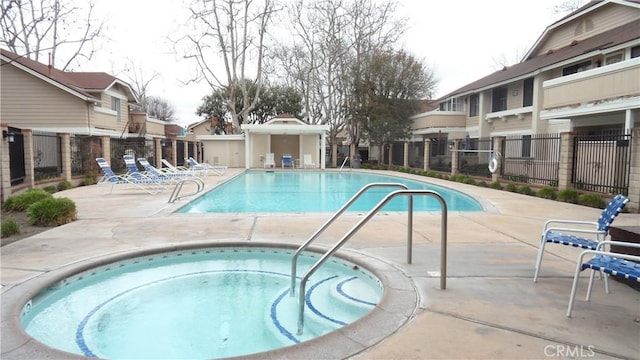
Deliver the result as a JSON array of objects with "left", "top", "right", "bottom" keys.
[
  {"left": 20, "top": 246, "right": 382, "bottom": 359},
  {"left": 178, "top": 171, "right": 482, "bottom": 213}
]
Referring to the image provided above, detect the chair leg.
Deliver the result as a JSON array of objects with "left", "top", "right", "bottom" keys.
[
  {"left": 585, "top": 269, "right": 596, "bottom": 301},
  {"left": 566, "top": 259, "right": 584, "bottom": 317},
  {"left": 533, "top": 236, "right": 547, "bottom": 282}
]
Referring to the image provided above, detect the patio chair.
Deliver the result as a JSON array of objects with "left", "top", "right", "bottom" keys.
[
  {"left": 566, "top": 240, "right": 640, "bottom": 317},
  {"left": 533, "top": 194, "right": 629, "bottom": 282},
  {"left": 162, "top": 159, "right": 203, "bottom": 176},
  {"left": 264, "top": 153, "right": 275, "bottom": 168},
  {"left": 186, "top": 157, "right": 227, "bottom": 176},
  {"left": 138, "top": 158, "right": 201, "bottom": 183},
  {"left": 95, "top": 158, "right": 161, "bottom": 195},
  {"left": 282, "top": 153, "right": 294, "bottom": 168},
  {"left": 303, "top": 154, "right": 316, "bottom": 169},
  {"left": 123, "top": 155, "right": 143, "bottom": 175}
]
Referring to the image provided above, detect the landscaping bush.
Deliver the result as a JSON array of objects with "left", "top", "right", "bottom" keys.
[
  {"left": 1, "top": 218, "right": 20, "bottom": 238},
  {"left": 57, "top": 181, "right": 73, "bottom": 191},
  {"left": 505, "top": 183, "right": 518, "bottom": 192},
  {"left": 517, "top": 185, "right": 533, "bottom": 195},
  {"left": 27, "top": 197, "right": 77, "bottom": 226},
  {"left": 490, "top": 181, "right": 503, "bottom": 190},
  {"left": 477, "top": 180, "right": 488, "bottom": 187},
  {"left": 578, "top": 194, "right": 606, "bottom": 209},
  {"left": 557, "top": 189, "right": 580, "bottom": 204},
  {"left": 3, "top": 189, "right": 53, "bottom": 211},
  {"left": 537, "top": 187, "right": 556, "bottom": 200},
  {"left": 42, "top": 185, "right": 57, "bottom": 194},
  {"left": 79, "top": 176, "right": 96, "bottom": 186}
]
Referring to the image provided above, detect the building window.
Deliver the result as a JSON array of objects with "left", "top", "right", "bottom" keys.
[
  {"left": 562, "top": 60, "right": 592, "bottom": 76},
  {"left": 605, "top": 52, "right": 623, "bottom": 65},
  {"left": 439, "top": 97, "right": 463, "bottom": 111},
  {"left": 522, "top": 78, "right": 534, "bottom": 107},
  {"left": 469, "top": 94, "right": 479, "bottom": 117},
  {"left": 111, "top": 97, "right": 121, "bottom": 122},
  {"left": 632, "top": 46, "right": 640, "bottom": 59},
  {"left": 491, "top": 86, "right": 508, "bottom": 112}
]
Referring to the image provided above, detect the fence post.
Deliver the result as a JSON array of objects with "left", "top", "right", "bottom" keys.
[
  {"left": 59, "top": 133, "right": 71, "bottom": 181},
  {"left": 557, "top": 131, "right": 575, "bottom": 190},
  {"left": 628, "top": 127, "right": 640, "bottom": 213},
  {"left": 423, "top": 138, "right": 431, "bottom": 171},
  {"left": 100, "top": 135, "right": 111, "bottom": 160},
  {"left": 492, "top": 136, "right": 505, "bottom": 183},
  {"left": 154, "top": 138, "right": 163, "bottom": 168},
  {"left": 450, "top": 139, "right": 461, "bottom": 175},
  {"left": 23, "top": 129, "right": 35, "bottom": 189},
  {"left": 403, "top": 141, "right": 409, "bottom": 168}
]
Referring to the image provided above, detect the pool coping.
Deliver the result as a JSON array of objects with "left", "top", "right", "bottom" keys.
[{"left": 1, "top": 241, "right": 419, "bottom": 360}]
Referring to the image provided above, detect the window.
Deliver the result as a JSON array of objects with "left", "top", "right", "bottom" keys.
[
  {"left": 439, "top": 97, "right": 463, "bottom": 111},
  {"left": 111, "top": 97, "right": 121, "bottom": 122},
  {"left": 605, "top": 52, "right": 623, "bottom": 65},
  {"left": 631, "top": 46, "right": 640, "bottom": 59},
  {"left": 469, "top": 94, "right": 479, "bottom": 117},
  {"left": 562, "top": 60, "right": 592, "bottom": 76},
  {"left": 491, "top": 86, "right": 508, "bottom": 112},
  {"left": 522, "top": 78, "right": 534, "bottom": 107}
]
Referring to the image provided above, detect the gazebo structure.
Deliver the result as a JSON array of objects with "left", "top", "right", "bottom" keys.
[{"left": 240, "top": 115, "right": 330, "bottom": 169}]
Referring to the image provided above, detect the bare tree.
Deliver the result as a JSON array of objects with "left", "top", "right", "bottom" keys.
[
  {"left": 552, "top": 0, "right": 588, "bottom": 14},
  {"left": 119, "top": 58, "right": 161, "bottom": 108},
  {"left": 145, "top": 96, "right": 177, "bottom": 122},
  {"left": 175, "top": 0, "right": 277, "bottom": 131},
  {"left": 1, "top": 0, "right": 105, "bottom": 70}
]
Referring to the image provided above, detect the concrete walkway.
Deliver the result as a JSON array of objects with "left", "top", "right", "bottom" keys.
[{"left": 2, "top": 169, "right": 639, "bottom": 359}]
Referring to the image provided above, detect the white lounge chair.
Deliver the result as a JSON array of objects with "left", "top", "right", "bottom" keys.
[
  {"left": 303, "top": 154, "right": 316, "bottom": 169},
  {"left": 186, "top": 157, "right": 227, "bottom": 176},
  {"left": 264, "top": 153, "right": 275, "bottom": 168}
]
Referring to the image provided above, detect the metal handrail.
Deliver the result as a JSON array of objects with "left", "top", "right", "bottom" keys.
[
  {"left": 296, "top": 189, "right": 448, "bottom": 335},
  {"left": 290, "top": 183, "right": 408, "bottom": 295},
  {"left": 339, "top": 156, "right": 349, "bottom": 171},
  {"left": 167, "top": 178, "right": 205, "bottom": 203}
]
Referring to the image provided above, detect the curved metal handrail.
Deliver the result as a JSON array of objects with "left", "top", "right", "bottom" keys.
[
  {"left": 290, "top": 183, "right": 408, "bottom": 295},
  {"left": 296, "top": 189, "right": 448, "bottom": 335},
  {"left": 167, "top": 178, "right": 205, "bottom": 203}
]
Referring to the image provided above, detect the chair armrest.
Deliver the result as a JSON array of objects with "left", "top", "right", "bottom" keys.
[
  {"left": 543, "top": 219, "right": 599, "bottom": 232},
  {"left": 595, "top": 240, "right": 640, "bottom": 252},
  {"left": 543, "top": 227, "right": 606, "bottom": 237}
]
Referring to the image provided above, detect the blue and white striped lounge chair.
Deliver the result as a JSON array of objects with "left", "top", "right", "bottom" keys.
[
  {"left": 186, "top": 157, "right": 227, "bottom": 176},
  {"left": 533, "top": 194, "right": 629, "bottom": 282},
  {"left": 123, "top": 155, "right": 143, "bottom": 176},
  {"left": 282, "top": 153, "right": 294, "bottom": 168},
  {"left": 567, "top": 240, "right": 640, "bottom": 317},
  {"left": 95, "top": 158, "right": 161, "bottom": 195}
]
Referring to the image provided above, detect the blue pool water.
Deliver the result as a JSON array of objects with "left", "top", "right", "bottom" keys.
[
  {"left": 178, "top": 171, "right": 483, "bottom": 213},
  {"left": 21, "top": 247, "right": 381, "bottom": 359}
]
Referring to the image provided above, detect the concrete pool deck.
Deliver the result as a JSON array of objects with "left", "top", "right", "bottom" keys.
[{"left": 1, "top": 168, "right": 639, "bottom": 359}]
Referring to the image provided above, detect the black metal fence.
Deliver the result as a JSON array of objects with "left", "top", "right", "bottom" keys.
[
  {"left": 110, "top": 138, "right": 156, "bottom": 173},
  {"left": 502, "top": 133, "right": 560, "bottom": 186},
  {"left": 32, "top": 131, "right": 62, "bottom": 181},
  {"left": 70, "top": 136, "right": 103, "bottom": 176},
  {"left": 458, "top": 137, "right": 492, "bottom": 178},
  {"left": 572, "top": 131, "right": 632, "bottom": 195}
]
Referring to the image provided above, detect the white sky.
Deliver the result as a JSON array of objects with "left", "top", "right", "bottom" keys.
[{"left": 87, "top": 0, "right": 564, "bottom": 126}]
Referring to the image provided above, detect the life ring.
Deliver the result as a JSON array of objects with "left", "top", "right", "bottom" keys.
[{"left": 488, "top": 156, "right": 498, "bottom": 174}]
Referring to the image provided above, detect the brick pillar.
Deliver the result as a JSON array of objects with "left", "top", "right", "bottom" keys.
[
  {"left": 22, "top": 129, "right": 35, "bottom": 188},
  {"left": 403, "top": 141, "right": 409, "bottom": 168},
  {"left": 558, "top": 132, "right": 575, "bottom": 190},
  {"left": 627, "top": 127, "right": 640, "bottom": 213},
  {"left": 154, "top": 138, "right": 162, "bottom": 168},
  {"left": 423, "top": 139, "right": 431, "bottom": 171},
  {"left": 59, "top": 133, "right": 71, "bottom": 181},
  {"left": 450, "top": 139, "right": 461, "bottom": 175},
  {"left": 492, "top": 136, "right": 505, "bottom": 183},
  {"left": 100, "top": 135, "right": 111, "bottom": 160}
]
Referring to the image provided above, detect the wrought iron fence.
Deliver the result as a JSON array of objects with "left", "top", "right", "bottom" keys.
[
  {"left": 110, "top": 138, "right": 156, "bottom": 173},
  {"left": 458, "top": 137, "right": 492, "bottom": 178},
  {"left": 32, "top": 131, "right": 62, "bottom": 180},
  {"left": 572, "top": 131, "right": 631, "bottom": 195},
  {"left": 502, "top": 133, "right": 560, "bottom": 186},
  {"left": 70, "top": 136, "right": 103, "bottom": 176}
]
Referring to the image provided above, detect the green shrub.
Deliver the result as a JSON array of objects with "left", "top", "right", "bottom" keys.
[
  {"left": 57, "top": 181, "right": 73, "bottom": 191},
  {"left": 42, "top": 185, "right": 57, "bottom": 194},
  {"left": 463, "top": 178, "right": 476, "bottom": 185},
  {"left": 505, "top": 183, "right": 518, "bottom": 192},
  {"left": 578, "top": 194, "right": 606, "bottom": 208},
  {"left": 1, "top": 218, "right": 20, "bottom": 238},
  {"left": 537, "top": 187, "right": 556, "bottom": 200},
  {"left": 490, "top": 181, "right": 503, "bottom": 190},
  {"left": 557, "top": 189, "right": 580, "bottom": 204},
  {"left": 478, "top": 181, "right": 488, "bottom": 187},
  {"left": 3, "top": 189, "right": 53, "bottom": 211},
  {"left": 517, "top": 185, "right": 533, "bottom": 195},
  {"left": 79, "top": 176, "right": 96, "bottom": 186},
  {"left": 27, "top": 197, "right": 77, "bottom": 226}
]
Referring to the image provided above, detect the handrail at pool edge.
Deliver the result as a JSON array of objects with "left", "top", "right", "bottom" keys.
[
  {"left": 289, "top": 183, "right": 409, "bottom": 296},
  {"left": 296, "top": 189, "right": 448, "bottom": 335}
]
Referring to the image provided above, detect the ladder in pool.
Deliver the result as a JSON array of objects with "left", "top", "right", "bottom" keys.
[
  {"left": 167, "top": 178, "right": 205, "bottom": 203},
  {"left": 290, "top": 183, "right": 449, "bottom": 335}
]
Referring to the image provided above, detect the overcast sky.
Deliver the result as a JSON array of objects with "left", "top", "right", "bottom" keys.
[{"left": 88, "top": 0, "right": 564, "bottom": 126}]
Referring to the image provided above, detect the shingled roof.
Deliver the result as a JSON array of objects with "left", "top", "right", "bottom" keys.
[
  {"left": 439, "top": 18, "right": 639, "bottom": 100},
  {"left": 0, "top": 48, "right": 138, "bottom": 103}
]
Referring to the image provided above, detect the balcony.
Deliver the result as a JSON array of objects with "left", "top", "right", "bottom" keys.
[
  {"left": 542, "top": 58, "right": 640, "bottom": 110},
  {"left": 410, "top": 110, "right": 466, "bottom": 130}
]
